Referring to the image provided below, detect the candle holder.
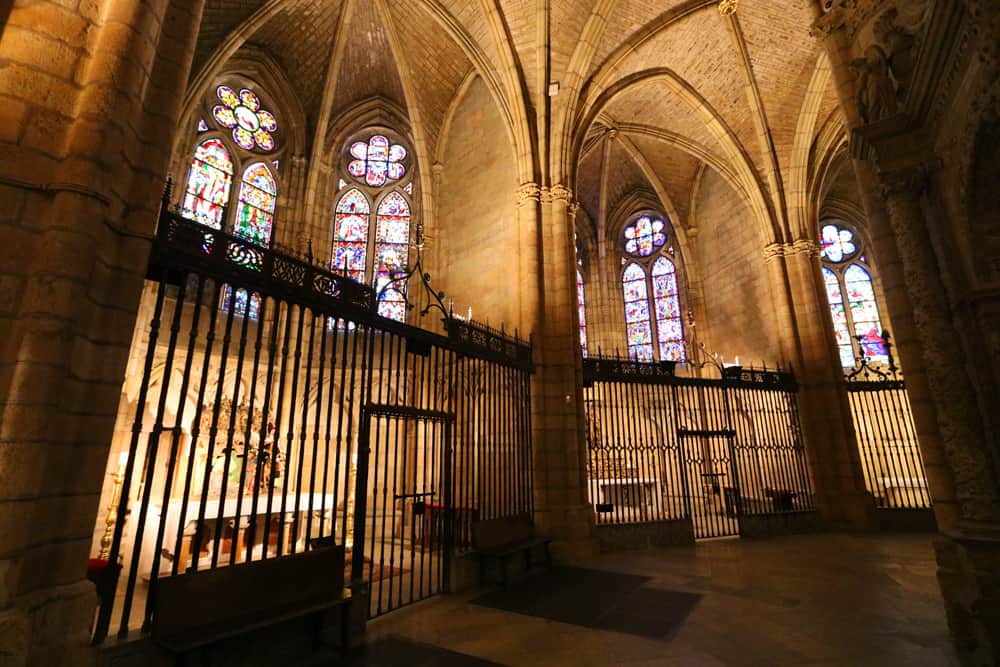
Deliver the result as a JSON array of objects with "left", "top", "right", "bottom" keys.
[{"left": 98, "top": 452, "right": 129, "bottom": 561}]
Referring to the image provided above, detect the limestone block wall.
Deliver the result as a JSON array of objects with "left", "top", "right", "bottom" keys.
[
  {"left": 435, "top": 77, "right": 522, "bottom": 331},
  {"left": 692, "top": 169, "right": 783, "bottom": 365}
]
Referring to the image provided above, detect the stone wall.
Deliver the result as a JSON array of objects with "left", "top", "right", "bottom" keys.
[
  {"left": 692, "top": 169, "right": 783, "bottom": 364},
  {"left": 434, "top": 77, "right": 521, "bottom": 332}
]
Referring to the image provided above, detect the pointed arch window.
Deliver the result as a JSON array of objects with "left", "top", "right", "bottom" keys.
[
  {"left": 374, "top": 191, "right": 411, "bottom": 320},
  {"left": 235, "top": 163, "right": 276, "bottom": 247},
  {"left": 651, "top": 257, "right": 684, "bottom": 361},
  {"left": 332, "top": 188, "right": 371, "bottom": 283},
  {"left": 623, "top": 263, "right": 654, "bottom": 361},
  {"left": 331, "top": 132, "right": 414, "bottom": 323},
  {"left": 220, "top": 284, "right": 262, "bottom": 320},
  {"left": 620, "top": 214, "right": 686, "bottom": 362},
  {"left": 819, "top": 222, "right": 888, "bottom": 366},
  {"left": 180, "top": 81, "right": 282, "bottom": 246},
  {"left": 182, "top": 138, "right": 233, "bottom": 229}
]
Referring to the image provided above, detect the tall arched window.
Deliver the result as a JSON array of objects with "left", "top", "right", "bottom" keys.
[
  {"left": 374, "top": 192, "right": 410, "bottom": 320},
  {"left": 577, "top": 270, "right": 588, "bottom": 357},
  {"left": 651, "top": 256, "right": 684, "bottom": 361},
  {"left": 235, "top": 163, "right": 276, "bottom": 247},
  {"left": 819, "top": 221, "right": 888, "bottom": 367},
  {"left": 620, "top": 214, "right": 686, "bottom": 362},
  {"left": 331, "top": 132, "right": 414, "bottom": 323},
  {"left": 332, "top": 188, "right": 370, "bottom": 282},
  {"left": 182, "top": 138, "right": 233, "bottom": 228},
  {"left": 181, "top": 82, "right": 282, "bottom": 245}
]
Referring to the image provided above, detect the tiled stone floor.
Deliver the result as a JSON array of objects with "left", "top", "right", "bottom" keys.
[{"left": 346, "top": 533, "right": 960, "bottom": 666}]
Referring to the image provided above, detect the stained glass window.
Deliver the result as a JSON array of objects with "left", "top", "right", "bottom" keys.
[
  {"left": 331, "top": 188, "right": 370, "bottom": 282},
  {"left": 348, "top": 135, "right": 406, "bottom": 187},
  {"left": 624, "top": 216, "right": 667, "bottom": 257},
  {"left": 212, "top": 85, "right": 278, "bottom": 152},
  {"left": 651, "top": 257, "right": 685, "bottom": 361},
  {"left": 234, "top": 163, "right": 276, "bottom": 247},
  {"left": 823, "top": 267, "right": 855, "bottom": 367},
  {"left": 577, "top": 270, "right": 588, "bottom": 357},
  {"left": 819, "top": 222, "right": 887, "bottom": 366},
  {"left": 220, "top": 284, "right": 262, "bottom": 320},
  {"left": 820, "top": 223, "right": 857, "bottom": 262},
  {"left": 620, "top": 214, "right": 686, "bottom": 363},
  {"left": 623, "top": 263, "right": 654, "bottom": 361},
  {"left": 374, "top": 191, "right": 410, "bottom": 321},
  {"left": 182, "top": 138, "right": 233, "bottom": 229}
]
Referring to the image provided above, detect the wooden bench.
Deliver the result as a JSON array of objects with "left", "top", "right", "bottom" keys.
[
  {"left": 472, "top": 513, "right": 552, "bottom": 589},
  {"left": 152, "top": 542, "right": 352, "bottom": 662}
]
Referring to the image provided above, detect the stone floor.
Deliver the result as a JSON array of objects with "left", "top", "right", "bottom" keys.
[{"left": 343, "top": 533, "right": 960, "bottom": 667}]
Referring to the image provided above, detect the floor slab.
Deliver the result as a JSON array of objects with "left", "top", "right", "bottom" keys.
[{"left": 344, "top": 533, "right": 960, "bottom": 667}]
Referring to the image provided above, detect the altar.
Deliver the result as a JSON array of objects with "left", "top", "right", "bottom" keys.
[
  {"left": 140, "top": 493, "right": 337, "bottom": 577},
  {"left": 593, "top": 477, "right": 659, "bottom": 509}
]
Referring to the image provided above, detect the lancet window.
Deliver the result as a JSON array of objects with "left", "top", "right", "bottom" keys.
[
  {"left": 181, "top": 82, "right": 282, "bottom": 249},
  {"left": 331, "top": 132, "right": 413, "bottom": 322},
  {"left": 179, "top": 80, "right": 283, "bottom": 322},
  {"left": 620, "top": 214, "right": 686, "bottom": 363},
  {"left": 819, "top": 222, "right": 888, "bottom": 367}
]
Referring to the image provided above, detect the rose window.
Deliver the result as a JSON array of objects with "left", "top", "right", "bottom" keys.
[
  {"left": 212, "top": 86, "right": 278, "bottom": 152},
  {"left": 624, "top": 216, "right": 667, "bottom": 257},
  {"left": 348, "top": 135, "right": 406, "bottom": 187},
  {"left": 819, "top": 223, "right": 857, "bottom": 263}
]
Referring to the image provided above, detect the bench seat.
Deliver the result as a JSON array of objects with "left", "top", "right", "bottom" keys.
[
  {"left": 473, "top": 514, "right": 551, "bottom": 588},
  {"left": 153, "top": 543, "right": 352, "bottom": 659}
]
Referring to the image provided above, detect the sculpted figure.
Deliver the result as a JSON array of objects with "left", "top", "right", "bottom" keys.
[
  {"left": 852, "top": 45, "right": 898, "bottom": 124},
  {"left": 874, "top": 8, "right": 917, "bottom": 99}
]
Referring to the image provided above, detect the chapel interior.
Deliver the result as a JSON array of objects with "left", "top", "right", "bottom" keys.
[{"left": 1, "top": 0, "right": 999, "bottom": 665}]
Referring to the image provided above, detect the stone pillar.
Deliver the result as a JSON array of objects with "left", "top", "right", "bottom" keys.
[
  {"left": 527, "top": 184, "right": 597, "bottom": 559},
  {"left": 0, "top": 0, "right": 204, "bottom": 663},
  {"left": 763, "top": 242, "right": 873, "bottom": 529},
  {"left": 878, "top": 166, "right": 1000, "bottom": 666}
]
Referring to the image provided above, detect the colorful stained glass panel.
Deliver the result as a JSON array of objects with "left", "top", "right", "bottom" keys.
[
  {"left": 348, "top": 135, "right": 407, "bottom": 187},
  {"left": 623, "top": 216, "right": 667, "bottom": 257},
  {"left": 820, "top": 223, "right": 857, "bottom": 263},
  {"left": 182, "top": 138, "right": 233, "bottom": 229},
  {"left": 234, "top": 163, "right": 275, "bottom": 247}
]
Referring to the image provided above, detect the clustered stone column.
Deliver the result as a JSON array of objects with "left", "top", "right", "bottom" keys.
[
  {"left": 517, "top": 182, "right": 598, "bottom": 558},
  {"left": 811, "top": 1, "right": 1000, "bottom": 662},
  {"left": 762, "top": 240, "right": 873, "bottom": 529},
  {"left": 0, "top": 0, "right": 206, "bottom": 663}
]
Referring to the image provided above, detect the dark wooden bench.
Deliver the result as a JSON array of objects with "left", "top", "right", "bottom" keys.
[
  {"left": 472, "top": 513, "right": 552, "bottom": 588},
  {"left": 152, "top": 542, "right": 351, "bottom": 662}
]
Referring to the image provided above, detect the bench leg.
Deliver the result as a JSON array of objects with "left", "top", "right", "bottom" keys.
[
  {"left": 500, "top": 555, "right": 509, "bottom": 590},
  {"left": 480, "top": 555, "right": 487, "bottom": 587},
  {"left": 340, "top": 599, "right": 352, "bottom": 657},
  {"left": 524, "top": 547, "right": 531, "bottom": 573},
  {"left": 543, "top": 542, "right": 553, "bottom": 570}
]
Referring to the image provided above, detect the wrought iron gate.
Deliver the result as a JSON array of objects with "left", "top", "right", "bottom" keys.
[
  {"left": 355, "top": 406, "right": 454, "bottom": 617},
  {"left": 844, "top": 339, "right": 930, "bottom": 510},
  {"left": 91, "top": 200, "right": 534, "bottom": 642},
  {"left": 583, "top": 358, "right": 814, "bottom": 540}
]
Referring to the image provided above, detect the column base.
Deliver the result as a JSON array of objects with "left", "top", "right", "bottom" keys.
[
  {"left": 534, "top": 504, "right": 599, "bottom": 561},
  {"left": 934, "top": 524, "right": 1000, "bottom": 667}
]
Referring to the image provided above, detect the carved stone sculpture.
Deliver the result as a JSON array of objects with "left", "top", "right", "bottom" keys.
[{"left": 852, "top": 45, "right": 898, "bottom": 124}]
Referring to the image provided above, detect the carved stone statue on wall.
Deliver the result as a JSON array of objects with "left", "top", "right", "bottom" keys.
[
  {"left": 852, "top": 44, "right": 898, "bottom": 124},
  {"left": 874, "top": 8, "right": 918, "bottom": 100}
]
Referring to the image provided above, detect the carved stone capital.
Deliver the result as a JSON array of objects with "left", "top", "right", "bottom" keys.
[
  {"left": 790, "top": 239, "right": 822, "bottom": 257},
  {"left": 762, "top": 242, "right": 787, "bottom": 263},
  {"left": 543, "top": 184, "right": 575, "bottom": 205},
  {"left": 516, "top": 182, "right": 541, "bottom": 206},
  {"left": 810, "top": 1, "right": 854, "bottom": 38}
]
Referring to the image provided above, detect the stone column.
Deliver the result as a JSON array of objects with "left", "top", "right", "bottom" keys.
[
  {"left": 0, "top": 0, "right": 205, "bottom": 663},
  {"left": 878, "top": 166, "right": 1000, "bottom": 665},
  {"left": 763, "top": 242, "right": 873, "bottom": 529},
  {"left": 528, "top": 184, "right": 597, "bottom": 558}
]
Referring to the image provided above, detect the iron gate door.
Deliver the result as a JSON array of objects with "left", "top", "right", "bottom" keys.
[
  {"left": 353, "top": 404, "right": 455, "bottom": 618},
  {"left": 674, "top": 382, "right": 741, "bottom": 539}
]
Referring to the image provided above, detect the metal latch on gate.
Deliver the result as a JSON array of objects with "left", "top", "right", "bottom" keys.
[{"left": 413, "top": 501, "right": 426, "bottom": 516}]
